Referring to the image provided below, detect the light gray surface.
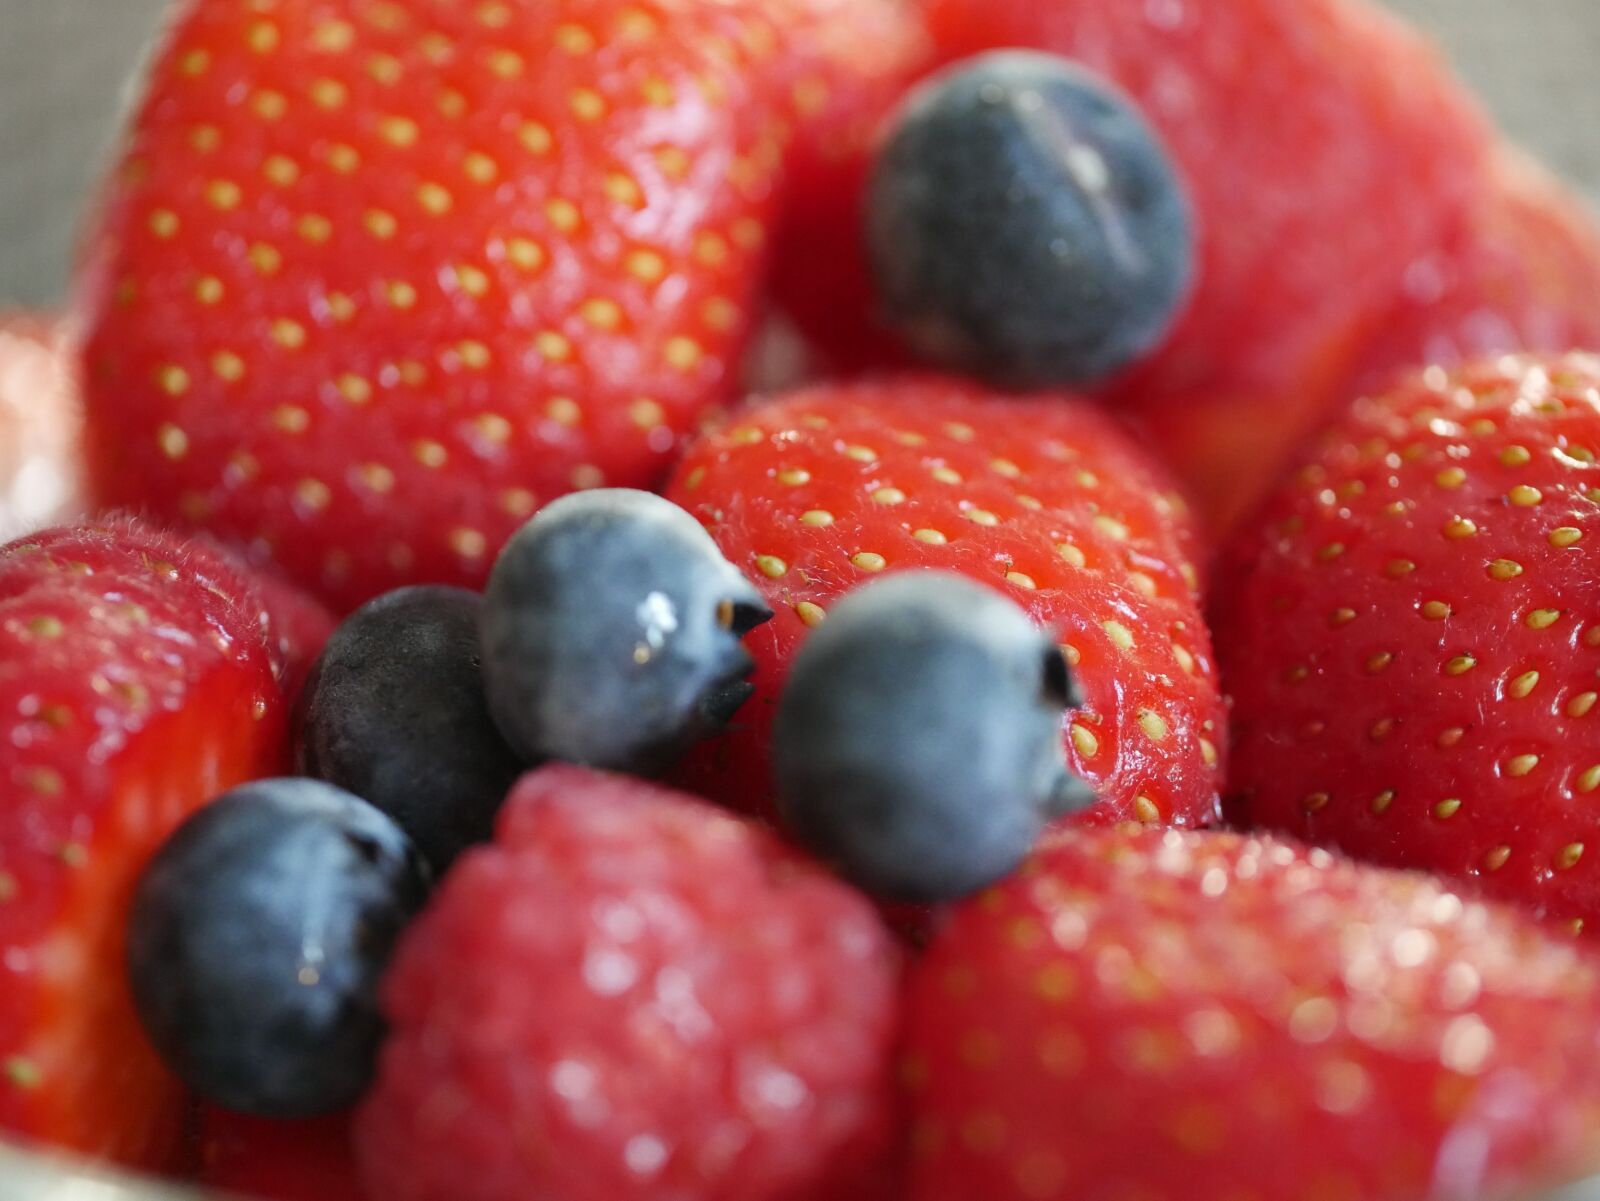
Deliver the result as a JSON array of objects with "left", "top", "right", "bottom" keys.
[
  {"left": 0, "top": 0, "right": 169, "bottom": 307},
  {"left": 0, "top": 0, "right": 1598, "bottom": 306},
  {"left": 0, "top": 1140, "right": 215, "bottom": 1200},
  {"left": 1398, "top": 0, "right": 1600, "bottom": 202}
]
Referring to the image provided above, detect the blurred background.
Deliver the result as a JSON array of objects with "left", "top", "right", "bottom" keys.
[{"left": 0, "top": 0, "right": 1597, "bottom": 307}]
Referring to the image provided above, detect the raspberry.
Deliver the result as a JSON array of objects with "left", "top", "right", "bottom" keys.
[{"left": 355, "top": 764, "right": 901, "bottom": 1201}]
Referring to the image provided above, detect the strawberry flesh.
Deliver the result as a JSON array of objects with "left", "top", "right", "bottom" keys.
[
  {"left": 1134, "top": 148, "right": 1600, "bottom": 540},
  {"left": 760, "top": 0, "right": 933, "bottom": 374},
  {"left": 1347, "top": 146, "right": 1600, "bottom": 398}
]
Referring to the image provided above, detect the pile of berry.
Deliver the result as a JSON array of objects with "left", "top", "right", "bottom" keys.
[{"left": 6, "top": 1, "right": 1600, "bottom": 1199}]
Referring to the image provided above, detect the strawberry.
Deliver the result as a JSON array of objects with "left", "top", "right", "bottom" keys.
[
  {"left": 1215, "top": 354, "right": 1600, "bottom": 931},
  {"left": 79, "top": 0, "right": 788, "bottom": 611},
  {"left": 247, "top": 557, "right": 341, "bottom": 699},
  {"left": 759, "top": 0, "right": 932, "bottom": 375},
  {"left": 0, "top": 517, "right": 327, "bottom": 1168},
  {"left": 1347, "top": 146, "right": 1600, "bottom": 397},
  {"left": 1137, "top": 147, "right": 1600, "bottom": 540},
  {"left": 757, "top": 0, "right": 930, "bottom": 209},
  {"left": 904, "top": 825, "right": 1600, "bottom": 1201},
  {"left": 0, "top": 315, "right": 83, "bottom": 542},
  {"left": 1130, "top": 382, "right": 1350, "bottom": 540},
  {"left": 197, "top": 1109, "right": 363, "bottom": 1201},
  {"left": 921, "top": 0, "right": 1491, "bottom": 400},
  {"left": 665, "top": 376, "right": 1224, "bottom": 828}
]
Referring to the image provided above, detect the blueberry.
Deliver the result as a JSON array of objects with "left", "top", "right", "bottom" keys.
[
  {"left": 774, "top": 571, "right": 1094, "bottom": 902},
  {"left": 127, "top": 779, "right": 429, "bottom": 1117},
  {"left": 867, "top": 50, "right": 1194, "bottom": 388},
  {"left": 481, "top": 489, "right": 772, "bottom": 774},
  {"left": 298, "top": 586, "right": 524, "bottom": 872}
]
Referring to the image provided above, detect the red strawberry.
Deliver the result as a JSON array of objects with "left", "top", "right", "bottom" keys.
[
  {"left": 905, "top": 825, "right": 1600, "bottom": 1201},
  {"left": 665, "top": 376, "right": 1224, "bottom": 828},
  {"left": 1216, "top": 354, "right": 1600, "bottom": 930},
  {"left": 0, "top": 316, "right": 83, "bottom": 541},
  {"left": 244, "top": 556, "right": 339, "bottom": 699},
  {"left": 921, "top": 0, "right": 1491, "bottom": 400},
  {"left": 759, "top": 0, "right": 932, "bottom": 375},
  {"left": 1348, "top": 146, "right": 1600, "bottom": 397},
  {"left": 0, "top": 517, "right": 327, "bottom": 1168},
  {"left": 1137, "top": 149, "right": 1600, "bottom": 540},
  {"left": 79, "top": 0, "right": 788, "bottom": 611},
  {"left": 1132, "top": 381, "right": 1350, "bottom": 540},
  {"left": 356, "top": 764, "right": 901, "bottom": 1201},
  {"left": 758, "top": 0, "right": 930, "bottom": 207},
  {"left": 197, "top": 1109, "right": 363, "bottom": 1201}
]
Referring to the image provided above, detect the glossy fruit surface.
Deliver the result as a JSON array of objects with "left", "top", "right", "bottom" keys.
[
  {"left": 776, "top": 571, "right": 1092, "bottom": 901},
  {"left": 480, "top": 489, "right": 770, "bottom": 775},
  {"left": 0, "top": 518, "right": 321, "bottom": 1167},
  {"left": 81, "top": 0, "right": 786, "bottom": 610},
  {"left": 667, "top": 376, "right": 1224, "bottom": 827},
  {"left": 1135, "top": 150, "right": 1600, "bottom": 539},
  {"left": 906, "top": 825, "right": 1600, "bottom": 1201},
  {"left": 1348, "top": 147, "right": 1600, "bottom": 396},
  {"left": 1217, "top": 354, "right": 1600, "bottom": 930}
]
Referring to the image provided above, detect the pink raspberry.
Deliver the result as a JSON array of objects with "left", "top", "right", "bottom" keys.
[{"left": 356, "top": 764, "right": 901, "bottom": 1201}]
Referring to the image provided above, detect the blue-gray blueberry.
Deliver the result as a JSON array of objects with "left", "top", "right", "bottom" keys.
[
  {"left": 481, "top": 489, "right": 771, "bottom": 775},
  {"left": 298, "top": 585, "right": 523, "bottom": 873},
  {"left": 868, "top": 50, "right": 1194, "bottom": 387},
  {"left": 774, "top": 571, "right": 1094, "bottom": 902},
  {"left": 126, "top": 779, "right": 428, "bottom": 1117}
]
